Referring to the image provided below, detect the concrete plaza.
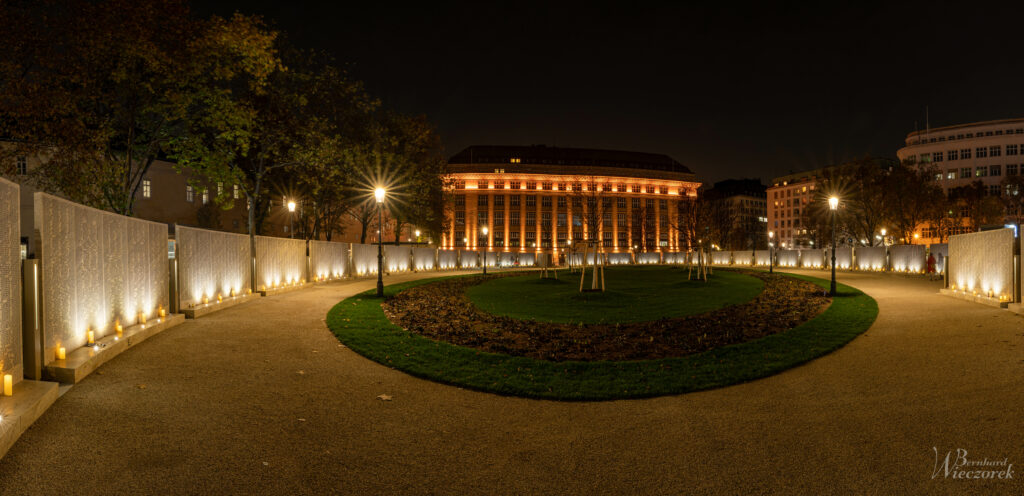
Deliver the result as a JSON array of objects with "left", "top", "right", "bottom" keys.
[{"left": 0, "top": 269, "right": 1021, "bottom": 495}]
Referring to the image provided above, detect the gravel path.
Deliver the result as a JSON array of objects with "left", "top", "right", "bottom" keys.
[{"left": 0, "top": 269, "right": 1021, "bottom": 495}]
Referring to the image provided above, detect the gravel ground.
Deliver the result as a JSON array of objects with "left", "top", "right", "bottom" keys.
[{"left": 0, "top": 268, "right": 1021, "bottom": 495}]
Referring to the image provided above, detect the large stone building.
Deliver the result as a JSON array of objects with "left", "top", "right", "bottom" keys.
[
  {"left": 443, "top": 145, "right": 700, "bottom": 256},
  {"left": 896, "top": 117, "right": 1024, "bottom": 241},
  {"left": 701, "top": 179, "right": 767, "bottom": 250},
  {"left": 766, "top": 169, "right": 824, "bottom": 249}
]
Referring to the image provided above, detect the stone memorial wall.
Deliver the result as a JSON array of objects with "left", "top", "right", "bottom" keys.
[
  {"left": 36, "top": 193, "right": 168, "bottom": 362},
  {"left": 890, "top": 244, "right": 926, "bottom": 273},
  {"left": 855, "top": 246, "right": 887, "bottom": 271},
  {"left": 949, "top": 229, "right": 1014, "bottom": 298},
  {"left": 0, "top": 179, "right": 21, "bottom": 379},
  {"left": 255, "top": 236, "right": 306, "bottom": 289},
  {"left": 384, "top": 245, "right": 412, "bottom": 272},
  {"left": 351, "top": 244, "right": 378, "bottom": 275},
  {"left": 412, "top": 247, "right": 436, "bottom": 271},
  {"left": 437, "top": 250, "right": 458, "bottom": 269},
  {"left": 176, "top": 226, "right": 250, "bottom": 307},
  {"left": 309, "top": 240, "right": 349, "bottom": 280}
]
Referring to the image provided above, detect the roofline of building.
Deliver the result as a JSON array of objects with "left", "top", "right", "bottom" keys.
[{"left": 905, "top": 117, "right": 1024, "bottom": 138}]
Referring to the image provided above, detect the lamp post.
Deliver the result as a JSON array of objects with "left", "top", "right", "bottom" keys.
[
  {"left": 481, "top": 226, "right": 488, "bottom": 275},
  {"left": 768, "top": 231, "right": 774, "bottom": 273},
  {"left": 829, "top": 196, "right": 839, "bottom": 297},
  {"left": 286, "top": 199, "right": 296, "bottom": 238},
  {"left": 375, "top": 187, "right": 386, "bottom": 297}
]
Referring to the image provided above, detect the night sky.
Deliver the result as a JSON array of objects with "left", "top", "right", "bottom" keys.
[{"left": 198, "top": 1, "right": 1024, "bottom": 184}]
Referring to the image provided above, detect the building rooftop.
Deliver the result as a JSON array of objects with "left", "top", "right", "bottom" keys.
[
  {"left": 448, "top": 145, "right": 692, "bottom": 174},
  {"left": 905, "top": 117, "right": 1024, "bottom": 139}
]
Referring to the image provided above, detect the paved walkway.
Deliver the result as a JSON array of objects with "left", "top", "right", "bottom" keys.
[{"left": 0, "top": 269, "right": 1021, "bottom": 495}]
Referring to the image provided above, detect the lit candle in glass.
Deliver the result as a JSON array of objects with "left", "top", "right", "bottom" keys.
[
  {"left": 87, "top": 329, "right": 95, "bottom": 345},
  {"left": 217, "top": 293, "right": 223, "bottom": 303},
  {"left": 115, "top": 320, "right": 123, "bottom": 338},
  {"left": 58, "top": 347, "right": 66, "bottom": 360},
  {"left": 3, "top": 374, "right": 11, "bottom": 396},
  {"left": 139, "top": 311, "right": 147, "bottom": 325},
  {"left": 158, "top": 305, "right": 166, "bottom": 318}
]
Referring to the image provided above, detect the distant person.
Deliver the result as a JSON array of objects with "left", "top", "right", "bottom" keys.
[{"left": 926, "top": 253, "right": 937, "bottom": 280}]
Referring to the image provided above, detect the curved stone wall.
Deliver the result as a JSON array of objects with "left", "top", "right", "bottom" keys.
[{"left": 177, "top": 225, "right": 250, "bottom": 307}]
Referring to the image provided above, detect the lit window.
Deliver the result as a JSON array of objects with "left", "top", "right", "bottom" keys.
[
  {"left": 217, "top": 182, "right": 223, "bottom": 196},
  {"left": 233, "top": 184, "right": 240, "bottom": 199},
  {"left": 142, "top": 179, "right": 151, "bottom": 198},
  {"left": 202, "top": 189, "right": 209, "bottom": 204},
  {"left": 186, "top": 185, "right": 194, "bottom": 202}
]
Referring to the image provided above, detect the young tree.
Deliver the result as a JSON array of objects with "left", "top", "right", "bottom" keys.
[
  {"left": 887, "top": 162, "right": 944, "bottom": 244},
  {"left": 949, "top": 181, "right": 1003, "bottom": 232}
]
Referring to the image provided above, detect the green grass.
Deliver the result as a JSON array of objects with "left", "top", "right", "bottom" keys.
[
  {"left": 326, "top": 271, "right": 878, "bottom": 401},
  {"left": 465, "top": 266, "right": 764, "bottom": 324}
]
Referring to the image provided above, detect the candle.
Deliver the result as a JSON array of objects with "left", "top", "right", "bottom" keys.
[
  {"left": 87, "top": 330, "right": 95, "bottom": 345},
  {"left": 217, "top": 293, "right": 223, "bottom": 303},
  {"left": 158, "top": 305, "right": 166, "bottom": 318},
  {"left": 202, "top": 295, "right": 209, "bottom": 305},
  {"left": 230, "top": 288, "right": 236, "bottom": 297},
  {"left": 58, "top": 347, "right": 66, "bottom": 360},
  {"left": 115, "top": 320, "right": 123, "bottom": 337},
  {"left": 139, "top": 311, "right": 147, "bottom": 325},
  {"left": 3, "top": 374, "right": 11, "bottom": 396}
]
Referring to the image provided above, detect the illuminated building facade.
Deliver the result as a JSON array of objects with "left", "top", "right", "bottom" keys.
[{"left": 443, "top": 145, "right": 700, "bottom": 256}]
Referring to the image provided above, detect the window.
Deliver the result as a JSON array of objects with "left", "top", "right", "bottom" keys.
[
  {"left": 961, "top": 149, "right": 971, "bottom": 160},
  {"left": 454, "top": 211, "right": 465, "bottom": 225},
  {"left": 960, "top": 168, "right": 971, "bottom": 179},
  {"left": 510, "top": 194, "right": 519, "bottom": 207},
  {"left": 201, "top": 189, "right": 209, "bottom": 205},
  {"left": 557, "top": 212, "right": 566, "bottom": 227},
  {"left": 455, "top": 231, "right": 465, "bottom": 246},
  {"left": 932, "top": 152, "right": 943, "bottom": 163},
  {"left": 558, "top": 182, "right": 566, "bottom": 191},
  {"left": 510, "top": 181, "right": 521, "bottom": 189},
  {"left": 455, "top": 195, "right": 465, "bottom": 207},
  {"left": 572, "top": 196, "right": 582, "bottom": 208},
  {"left": 526, "top": 211, "right": 536, "bottom": 226},
  {"left": 646, "top": 198, "right": 654, "bottom": 209},
  {"left": 541, "top": 211, "right": 551, "bottom": 226},
  {"left": 947, "top": 150, "right": 957, "bottom": 161},
  {"left": 541, "top": 181, "right": 552, "bottom": 190},
  {"left": 645, "top": 185, "right": 655, "bottom": 194},
  {"left": 991, "top": 164, "right": 1002, "bottom": 176},
  {"left": 217, "top": 182, "right": 224, "bottom": 196},
  {"left": 509, "top": 157, "right": 520, "bottom": 164},
  {"left": 493, "top": 169, "right": 505, "bottom": 174},
  {"left": 617, "top": 183, "right": 626, "bottom": 192},
  {"left": 617, "top": 197, "right": 626, "bottom": 209},
  {"left": 1008, "top": 144, "right": 1019, "bottom": 156},
  {"left": 991, "top": 146, "right": 1002, "bottom": 157},
  {"left": 494, "top": 195, "right": 504, "bottom": 207},
  {"left": 509, "top": 231, "right": 520, "bottom": 248},
  {"left": 976, "top": 147, "right": 988, "bottom": 158},
  {"left": 477, "top": 211, "right": 487, "bottom": 226},
  {"left": 186, "top": 185, "right": 194, "bottom": 202},
  {"left": 618, "top": 213, "right": 626, "bottom": 227},
  {"left": 919, "top": 153, "right": 930, "bottom": 163},
  {"left": 976, "top": 166, "right": 988, "bottom": 177},
  {"left": 16, "top": 156, "right": 27, "bottom": 175},
  {"left": 659, "top": 199, "right": 667, "bottom": 209},
  {"left": 603, "top": 212, "right": 612, "bottom": 228},
  {"left": 456, "top": 180, "right": 466, "bottom": 189},
  {"left": 494, "top": 211, "right": 504, "bottom": 227},
  {"left": 495, "top": 180, "right": 505, "bottom": 189},
  {"left": 142, "top": 179, "right": 151, "bottom": 198},
  {"left": 526, "top": 195, "right": 536, "bottom": 207},
  {"left": 989, "top": 184, "right": 1001, "bottom": 196},
  {"left": 510, "top": 211, "right": 520, "bottom": 226},
  {"left": 1008, "top": 164, "right": 1019, "bottom": 176},
  {"left": 632, "top": 198, "right": 640, "bottom": 209},
  {"left": 233, "top": 184, "right": 240, "bottom": 199},
  {"left": 557, "top": 196, "right": 566, "bottom": 208},
  {"left": 477, "top": 195, "right": 488, "bottom": 207},
  {"left": 526, "top": 181, "right": 536, "bottom": 190}
]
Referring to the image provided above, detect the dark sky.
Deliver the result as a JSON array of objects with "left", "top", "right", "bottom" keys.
[{"left": 198, "top": 1, "right": 1024, "bottom": 184}]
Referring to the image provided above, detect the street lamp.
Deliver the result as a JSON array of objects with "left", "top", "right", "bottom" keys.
[
  {"left": 768, "top": 231, "right": 774, "bottom": 273},
  {"left": 481, "top": 226, "right": 489, "bottom": 275},
  {"left": 286, "top": 199, "right": 297, "bottom": 238},
  {"left": 375, "top": 187, "right": 386, "bottom": 297},
  {"left": 829, "top": 196, "right": 839, "bottom": 297}
]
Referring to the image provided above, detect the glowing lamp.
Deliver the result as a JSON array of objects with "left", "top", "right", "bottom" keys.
[
  {"left": 158, "top": 305, "right": 166, "bottom": 318},
  {"left": 217, "top": 293, "right": 223, "bottom": 303},
  {"left": 3, "top": 374, "right": 12, "bottom": 396},
  {"left": 374, "top": 187, "right": 386, "bottom": 204},
  {"left": 87, "top": 329, "right": 95, "bottom": 345},
  {"left": 57, "top": 347, "right": 66, "bottom": 360},
  {"left": 287, "top": 200, "right": 296, "bottom": 212},
  {"left": 115, "top": 320, "right": 123, "bottom": 338},
  {"left": 828, "top": 196, "right": 839, "bottom": 210},
  {"left": 246, "top": 288, "right": 252, "bottom": 295},
  {"left": 202, "top": 295, "right": 209, "bottom": 305}
]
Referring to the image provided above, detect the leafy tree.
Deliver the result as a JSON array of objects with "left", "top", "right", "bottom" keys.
[
  {"left": 949, "top": 181, "right": 1003, "bottom": 232},
  {"left": 1000, "top": 175, "right": 1024, "bottom": 228},
  {"left": 887, "top": 162, "right": 944, "bottom": 244},
  {"left": 0, "top": 0, "right": 196, "bottom": 214}
]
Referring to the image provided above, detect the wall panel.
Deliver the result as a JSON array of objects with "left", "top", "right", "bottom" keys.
[
  {"left": 384, "top": 245, "right": 412, "bottom": 272},
  {"left": 309, "top": 240, "right": 348, "bottom": 280},
  {"left": 177, "top": 226, "right": 250, "bottom": 307},
  {"left": 255, "top": 236, "right": 306, "bottom": 289},
  {"left": 412, "top": 247, "right": 436, "bottom": 271},
  {"left": 890, "top": 244, "right": 926, "bottom": 273},
  {"left": 949, "top": 229, "right": 1014, "bottom": 298},
  {"left": 351, "top": 244, "right": 378, "bottom": 275},
  {"left": 437, "top": 250, "right": 458, "bottom": 269},
  {"left": 855, "top": 246, "right": 887, "bottom": 271},
  {"left": 0, "top": 178, "right": 21, "bottom": 379}
]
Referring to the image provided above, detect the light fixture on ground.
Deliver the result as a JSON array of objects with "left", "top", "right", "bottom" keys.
[
  {"left": 375, "top": 187, "right": 386, "bottom": 297},
  {"left": 829, "top": 196, "right": 839, "bottom": 296},
  {"left": 481, "top": 226, "right": 489, "bottom": 275}
]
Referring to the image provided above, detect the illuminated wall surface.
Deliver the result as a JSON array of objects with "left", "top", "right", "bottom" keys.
[
  {"left": 833, "top": 246, "right": 853, "bottom": 269},
  {"left": 437, "top": 250, "right": 458, "bottom": 269},
  {"left": 458, "top": 250, "right": 479, "bottom": 267},
  {"left": 801, "top": 249, "right": 824, "bottom": 268},
  {"left": 710, "top": 251, "right": 730, "bottom": 265},
  {"left": 412, "top": 247, "right": 436, "bottom": 270},
  {"left": 776, "top": 250, "right": 799, "bottom": 267},
  {"left": 890, "top": 244, "right": 926, "bottom": 272},
  {"left": 729, "top": 251, "right": 751, "bottom": 266},
  {"left": 255, "top": 236, "right": 306, "bottom": 288},
  {"left": 855, "top": 246, "right": 887, "bottom": 271},
  {"left": 949, "top": 228, "right": 1014, "bottom": 297},
  {"left": 754, "top": 250, "right": 770, "bottom": 266},
  {"left": 384, "top": 245, "right": 412, "bottom": 272},
  {"left": 177, "top": 225, "right": 250, "bottom": 307},
  {"left": 482, "top": 251, "right": 498, "bottom": 267},
  {"left": 930, "top": 243, "right": 948, "bottom": 273},
  {"left": 351, "top": 244, "right": 378, "bottom": 275},
  {"left": 568, "top": 252, "right": 603, "bottom": 265},
  {"left": 497, "top": 252, "right": 517, "bottom": 267},
  {"left": 518, "top": 253, "right": 536, "bottom": 266},
  {"left": 637, "top": 252, "right": 661, "bottom": 264},
  {"left": 607, "top": 253, "right": 632, "bottom": 265},
  {"left": 36, "top": 193, "right": 168, "bottom": 362},
  {"left": 309, "top": 240, "right": 349, "bottom": 280},
  {"left": 0, "top": 178, "right": 22, "bottom": 378}
]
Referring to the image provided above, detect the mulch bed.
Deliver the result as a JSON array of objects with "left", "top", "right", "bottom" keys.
[{"left": 381, "top": 271, "right": 831, "bottom": 362}]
